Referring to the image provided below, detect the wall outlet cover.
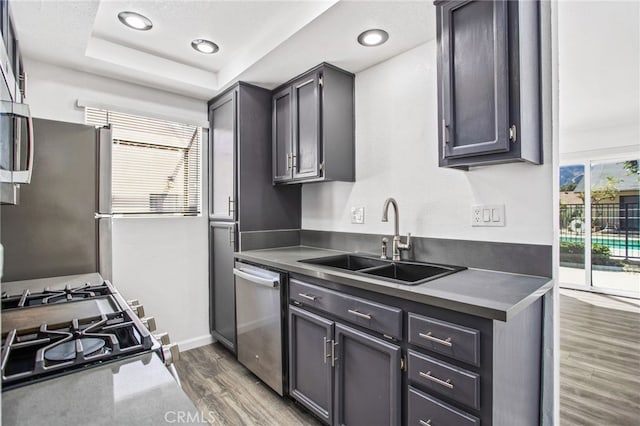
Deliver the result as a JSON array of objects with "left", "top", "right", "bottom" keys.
[
  {"left": 351, "top": 207, "right": 365, "bottom": 224},
  {"left": 472, "top": 204, "right": 505, "bottom": 227}
]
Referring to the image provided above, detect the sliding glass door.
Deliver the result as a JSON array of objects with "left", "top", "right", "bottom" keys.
[{"left": 559, "top": 159, "right": 639, "bottom": 297}]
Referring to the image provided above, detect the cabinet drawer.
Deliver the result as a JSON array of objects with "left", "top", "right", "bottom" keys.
[
  {"left": 290, "top": 279, "right": 402, "bottom": 339},
  {"left": 408, "top": 386, "right": 480, "bottom": 426},
  {"left": 408, "top": 313, "right": 480, "bottom": 366},
  {"left": 408, "top": 350, "right": 480, "bottom": 410}
]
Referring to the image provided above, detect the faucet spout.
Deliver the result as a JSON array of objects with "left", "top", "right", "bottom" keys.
[
  {"left": 381, "top": 197, "right": 400, "bottom": 237},
  {"left": 381, "top": 197, "right": 410, "bottom": 261}
]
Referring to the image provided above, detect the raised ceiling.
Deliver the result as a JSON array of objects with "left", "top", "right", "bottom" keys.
[{"left": 11, "top": 0, "right": 436, "bottom": 100}]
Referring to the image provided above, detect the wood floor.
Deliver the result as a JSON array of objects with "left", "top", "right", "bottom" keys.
[
  {"left": 176, "top": 289, "right": 640, "bottom": 425},
  {"left": 559, "top": 289, "right": 640, "bottom": 426},
  {"left": 174, "top": 343, "right": 320, "bottom": 426}
]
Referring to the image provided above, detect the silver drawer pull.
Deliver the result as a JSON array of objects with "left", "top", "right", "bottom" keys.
[
  {"left": 419, "top": 420, "right": 432, "bottom": 426},
  {"left": 348, "top": 309, "right": 372, "bottom": 320},
  {"left": 419, "top": 332, "right": 452, "bottom": 347},
  {"left": 298, "top": 293, "right": 317, "bottom": 301},
  {"left": 419, "top": 370, "right": 454, "bottom": 389}
]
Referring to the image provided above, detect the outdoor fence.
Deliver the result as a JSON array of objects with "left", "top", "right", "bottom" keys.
[{"left": 560, "top": 203, "right": 639, "bottom": 261}]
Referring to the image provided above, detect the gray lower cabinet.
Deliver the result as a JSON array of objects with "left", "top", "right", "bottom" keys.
[
  {"left": 285, "top": 273, "right": 543, "bottom": 426},
  {"left": 289, "top": 306, "right": 334, "bottom": 423},
  {"left": 272, "top": 63, "right": 355, "bottom": 184},
  {"left": 334, "top": 323, "right": 401, "bottom": 426},
  {"left": 209, "top": 222, "right": 237, "bottom": 351},
  {"left": 436, "top": 0, "right": 542, "bottom": 168},
  {"left": 289, "top": 305, "right": 401, "bottom": 425}
]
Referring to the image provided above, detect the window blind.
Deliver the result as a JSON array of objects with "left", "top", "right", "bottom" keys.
[{"left": 86, "top": 108, "right": 201, "bottom": 215}]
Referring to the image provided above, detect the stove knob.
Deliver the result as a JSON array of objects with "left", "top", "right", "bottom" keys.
[
  {"left": 129, "top": 304, "right": 145, "bottom": 317},
  {"left": 162, "top": 343, "right": 180, "bottom": 366},
  {"left": 153, "top": 332, "right": 171, "bottom": 345},
  {"left": 140, "top": 316, "right": 157, "bottom": 332},
  {"left": 126, "top": 299, "right": 140, "bottom": 306}
]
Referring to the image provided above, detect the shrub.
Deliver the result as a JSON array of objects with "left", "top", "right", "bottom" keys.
[{"left": 560, "top": 241, "right": 620, "bottom": 266}]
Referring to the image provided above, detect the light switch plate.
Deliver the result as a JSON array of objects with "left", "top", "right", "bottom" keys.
[
  {"left": 351, "top": 206, "right": 365, "bottom": 224},
  {"left": 471, "top": 204, "right": 505, "bottom": 227}
]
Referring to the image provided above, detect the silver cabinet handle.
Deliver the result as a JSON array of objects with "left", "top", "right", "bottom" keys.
[
  {"left": 233, "top": 268, "right": 278, "bottom": 288},
  {"left": 323, "top": 336, "right": 327, "bottom": 364},
  {"left": 323, "top": 336, "right": 329, "bottom": 365},
  {"left": 227, "top": 196, "right": 235, "bottom": 217},
  {"left": 419, "top": 420, "right": 432, "bottom": 426},
  {"left": 286, "top": 153, "right": 292, "bottom": 171},
  {"left": 442, "top": 119, "right": 449, "bottom": 146},
  {"left": 348, "top": 309, "right": 372, "bottom": 320},
  {"left": 419, "top": 370, "right": 454, "bottom": 389},
  {"left": 331, "top": 340, "right": 338, "bottom": 367},
  {"left": 419, "top": 332, "right": 452, "bottom": 347},
  {"left": 298, "top": 293, "right": 317, "bottom": 301}
]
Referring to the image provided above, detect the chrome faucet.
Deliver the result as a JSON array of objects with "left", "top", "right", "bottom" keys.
[{"left": 381, "top": 197, "right": 411, "bottom": 261}]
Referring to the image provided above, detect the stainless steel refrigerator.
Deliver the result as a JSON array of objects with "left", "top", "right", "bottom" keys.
[{"left": 0, "top": 118, "right": 113, "bottom": 282}]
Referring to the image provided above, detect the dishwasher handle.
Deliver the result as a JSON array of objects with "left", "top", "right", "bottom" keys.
[{"left": 233, "top": 268, "right": 279, "bottom": 288}]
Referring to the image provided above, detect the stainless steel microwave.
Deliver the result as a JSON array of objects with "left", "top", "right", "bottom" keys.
[{"left": 1, "top": 100, "right": 33, "bottom": 204}]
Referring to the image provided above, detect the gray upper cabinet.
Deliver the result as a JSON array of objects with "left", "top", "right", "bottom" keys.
[
  {"left": 209, "top": 91, "right": 236, "bottom": 221},
  {"left": 208, "top": 82, "right": 301, "bottom": 232},
  {"left": 292, "top": 73, "right": 321, "bottom": 180},
  {"left": 436, "top": 0, "right": 542, "bottom": 169},
  {"left": 272, "top": 63, "right": 355, "bottom": 184},
  {"left": 272, "top": 87, "right": 293, "bottom": 183}
]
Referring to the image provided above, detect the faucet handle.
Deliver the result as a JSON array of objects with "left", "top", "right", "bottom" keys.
[
  {"left": 381, "top": 237, "right": 389, "bottom": 260},
  {"left": 398, "top": 233, "right": 412, "bottom": 251}
]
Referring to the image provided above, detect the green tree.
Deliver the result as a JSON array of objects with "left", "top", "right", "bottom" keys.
[{"left": 579, "top": 175, "right": 621, "bottom": 204}]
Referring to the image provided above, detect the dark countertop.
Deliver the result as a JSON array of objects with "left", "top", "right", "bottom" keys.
[
  {"left": 2, "top": 353, "right": 201, "bottom": 426},
  {"left": 235, "top": 246, "right": 553, "bottom": 321}
]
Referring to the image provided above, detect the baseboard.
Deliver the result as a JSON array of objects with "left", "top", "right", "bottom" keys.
[{"left": 177, "top": 334, "right": 216, "bottom": 351}]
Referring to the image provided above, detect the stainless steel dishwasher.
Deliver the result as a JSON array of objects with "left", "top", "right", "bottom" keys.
[{"left": 233, "top": 261, "right": 284, "bottom": 395}]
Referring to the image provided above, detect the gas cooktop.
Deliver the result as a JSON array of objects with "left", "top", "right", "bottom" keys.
[{"left": 1, "top": 279, "right": 160, "bottom": 390}]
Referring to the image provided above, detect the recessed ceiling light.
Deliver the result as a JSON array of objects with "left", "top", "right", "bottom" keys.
[
  {"left": 357, "top": 29, "right": 389, "bottom": 47},
  {"left": 118, "top": 11, "right": 153, "bottom": 31},
  {"left": 191, "top": 39, "right": 219, "bottom": 54}
]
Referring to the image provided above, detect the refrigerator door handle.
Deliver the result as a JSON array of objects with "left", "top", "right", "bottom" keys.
[{"left": 97, "top": 126, "right": 113, "bottom": 215}]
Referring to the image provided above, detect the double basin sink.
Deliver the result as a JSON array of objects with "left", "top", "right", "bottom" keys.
[{"left": 300, "top": 254, "right": 466, "bottom": 286}]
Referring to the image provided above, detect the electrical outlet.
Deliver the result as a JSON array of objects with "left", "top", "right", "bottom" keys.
[
  {"left": 471, "top": 205, "right": 482, "bottom": 225},
  {"left": 351, "top": 207, "right": 365, "bottom": 224},
  {"left": 472, "top": 204, "right": 505, "bottom": 227}
]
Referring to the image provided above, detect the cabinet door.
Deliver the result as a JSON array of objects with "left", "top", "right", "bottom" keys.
[
  {"left": 289, "top": 305, "right": 334, "bottom": 424},
  {"left": 272, "top": 87, "right": 293, "bottom": 183},
  {"left": 209, "top": 91, "right": 236, "bottom": 221},
  {"left": 440, "top": 0, "right": 510, "bottom": 159},
  {"left": 292, "top": 73, "right": 321, "bottom": 180},
  {"left": 210, "top": 222, "right": 237, "bottom": 352},
  {"left": 334, "top": 323, "right": 401, "bottom": 426}
]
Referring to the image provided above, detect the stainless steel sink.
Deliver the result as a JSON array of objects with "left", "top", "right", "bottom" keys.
[{"left": 299, "top": 254, "right": 465, "bottom": 285}]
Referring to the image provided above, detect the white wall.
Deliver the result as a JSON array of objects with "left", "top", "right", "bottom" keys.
[
  {"left": 303, "top": 41, "right": 554, "bottom": 246},
  {"left": 25, "top": 59, "right": 211, "bottom": 349},
  {"left": 558, "top": 0, "right": 639, "bottom": 156},
  {"left": 24, "top": 59, "right": 207, "bottom": 127}
]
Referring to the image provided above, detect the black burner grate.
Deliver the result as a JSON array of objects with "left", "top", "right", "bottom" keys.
[
  {"left": 1, "top": 283, "right": 114, "bottom": 310},
  {"left": 0, "top": 310, "right": 153, "bottom": 388}
]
